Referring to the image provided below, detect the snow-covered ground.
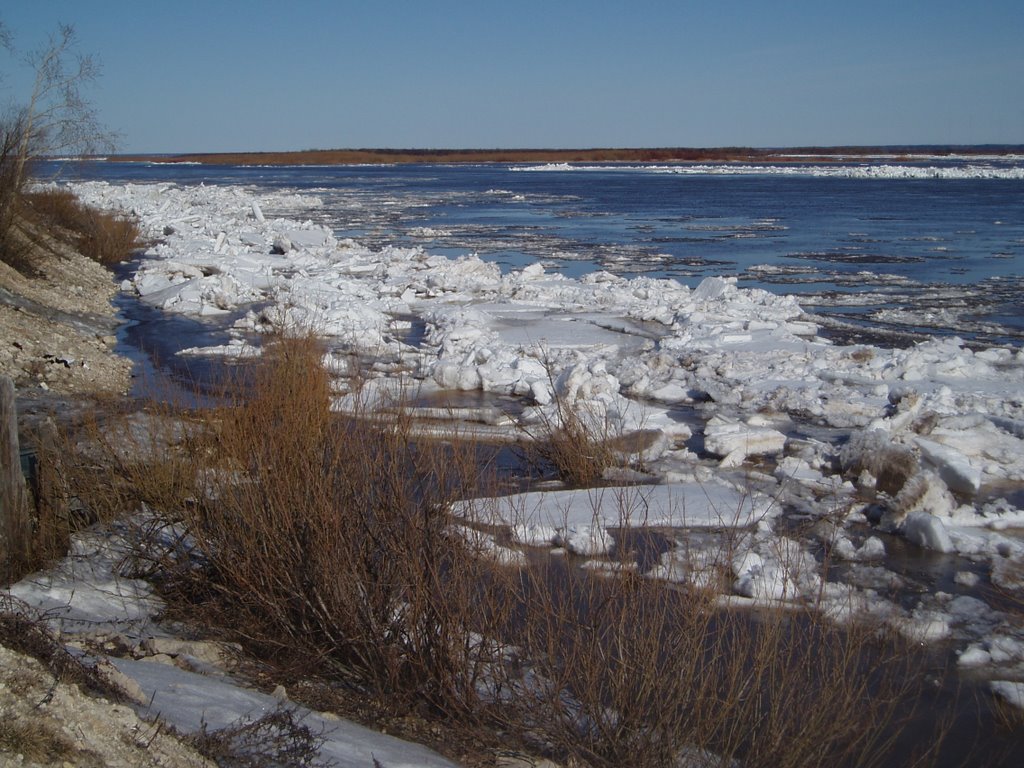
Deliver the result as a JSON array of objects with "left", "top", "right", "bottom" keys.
[
  {"left": 7, "top": 528, "right": 460, "bottom": 767},
  {"left": 55, "top": 179, "right": 1024, "bottom": 708}
]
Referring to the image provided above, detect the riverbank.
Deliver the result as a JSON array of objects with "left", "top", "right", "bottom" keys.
[
  {"left": 0, "top": 211, "right": 131, "bottom": 398},
  {"left": 115, "top": 144, "right": 1024, "bottom": 166}
]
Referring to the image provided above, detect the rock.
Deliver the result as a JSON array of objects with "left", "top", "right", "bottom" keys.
[
  {"left": 139, "top": 637, "right": 237, "bottom": 668},
  {"left": 0, "top": 223, "right": 132, "bottom": 395},
  {"left": 94, "top": 658, "right": 149, "bottom": 705},
  {"left": 0, "top": 643, "right": 213, "bottom": 767}
]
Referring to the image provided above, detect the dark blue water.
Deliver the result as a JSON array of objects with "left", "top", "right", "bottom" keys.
[{"left": 48, "top": 159, "right": 1024, "bottom": 345}]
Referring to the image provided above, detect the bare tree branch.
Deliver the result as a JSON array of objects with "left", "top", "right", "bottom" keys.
[{"left": 1, "top": 22, "right": 116, "bottom": 253}]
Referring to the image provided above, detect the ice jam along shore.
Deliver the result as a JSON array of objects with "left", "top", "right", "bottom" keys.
[
  {"left": 66, "top": 180, "right": 1024, "bottom": 701},
  {"left": 512, "top": 161, "right": 1024, "bottom": 179}
]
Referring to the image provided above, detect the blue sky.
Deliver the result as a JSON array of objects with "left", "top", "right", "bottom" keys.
[{"left": 2, "top": 0, "right": 1022, "bottom": 153}]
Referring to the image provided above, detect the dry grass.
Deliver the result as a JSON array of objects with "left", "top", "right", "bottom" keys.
[
  {"left": 118, "top": 148, "right": 776, "bottom": 166},
  {"left": 0, "top": 717, "right": 79, "bottom": 764},
  {"left": 520, "top": 363, "right": 622, "bottom": 487},
  {"left": 22, "top": 187, "right": 142, "bottom": 265},
  {"left": 530, "top": 404, "right": 618, "bottom": 486}
]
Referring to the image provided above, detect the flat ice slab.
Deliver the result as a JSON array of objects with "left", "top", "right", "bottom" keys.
[{"left": 452, "top": 482, "right": 778, "bottom": 555}]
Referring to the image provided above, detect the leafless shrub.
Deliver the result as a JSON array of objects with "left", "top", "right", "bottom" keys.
[
  {"left": 54, "top": 409, "right": 206, "bottom": 527},
  {"left": 498, "top": 556, "right": 941, "bottom": 768},
  {"left": 186, "top": 706, "right": 330, "bottom": 768},
  {"left": 77, "top": 208, "right": 142, "bottom": 264},
  {"left": 88, "top": 336, "right": 520, "bottom": 722},
  {"left": 0, "top": 593, "right": 121, "bottom": 699},
  {"left": 535, "top": 402, "right": 618, "bottom": 486},
  {"left": 1, "top": 22, "right": 115, "bottom": 263},
  {"left": 520, "top": 364, "right": 619, "bottom": 487}
]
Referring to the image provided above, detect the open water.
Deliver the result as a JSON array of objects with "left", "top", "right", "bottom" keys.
[{"left": 53, "top": 156, "right": 1024, "bottom": 346}]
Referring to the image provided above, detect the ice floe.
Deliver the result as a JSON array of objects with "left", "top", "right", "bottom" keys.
[{"left": 451, "top": 481, "right": 778, "bottom": 557}]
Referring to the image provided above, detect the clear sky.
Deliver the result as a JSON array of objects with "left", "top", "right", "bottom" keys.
[{"left": 2, "top": 0, "right": 1022, "bottom": 153}]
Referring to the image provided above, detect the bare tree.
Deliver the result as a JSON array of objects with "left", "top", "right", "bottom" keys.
[{"left": 1, "top": 22, "right": 114, "bottom": 249}]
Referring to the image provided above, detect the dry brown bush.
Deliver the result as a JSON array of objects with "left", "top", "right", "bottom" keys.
[
  {"left": 54, "top": 405, "right": 208, "bottom": 528},
  {"left": 186, "top": 706, "right": 329, "bottom": 768},
  {"left": 122, "top": 147, "right": 924, "bottom": 167},
  {"left": 497, "top": 558, "right": 941, "bottom": 768},
  {"left": 48, "top": 336, "right": 955, "bottom": 766},
  {"left": 520, "top": 365, "right": 619, "bottom": 487},
  {"left": 533, "top": 404, "right": 617, "bottom": 487},
  {"left": 72, "top": 336, "right": 522, "bottom": 723}
]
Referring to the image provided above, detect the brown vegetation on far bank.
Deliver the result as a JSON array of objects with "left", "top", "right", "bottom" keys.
[{"left": 115, "top": 145, "right": 1008, "bottom": 166}]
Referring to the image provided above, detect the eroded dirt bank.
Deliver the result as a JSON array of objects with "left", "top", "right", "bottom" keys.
[{"left": 0, "top": 221, "right": 131, "bottom": 398}]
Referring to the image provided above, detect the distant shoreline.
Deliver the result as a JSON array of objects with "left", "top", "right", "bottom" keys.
[{"left": 113, "top": 145, "right": 1024, "bottom": 166}]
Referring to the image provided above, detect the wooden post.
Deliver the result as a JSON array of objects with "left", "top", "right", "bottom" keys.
[
  {"left": 1, "top": 375, "right": 29, "bottom": 578},
  {"left": 33, "top": 417, "right": 70, "bottom": 560}
]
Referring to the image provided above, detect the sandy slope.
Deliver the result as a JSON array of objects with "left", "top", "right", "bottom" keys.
[{"left": 0, "top": 220, "right": 131, "bottom": 397}]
